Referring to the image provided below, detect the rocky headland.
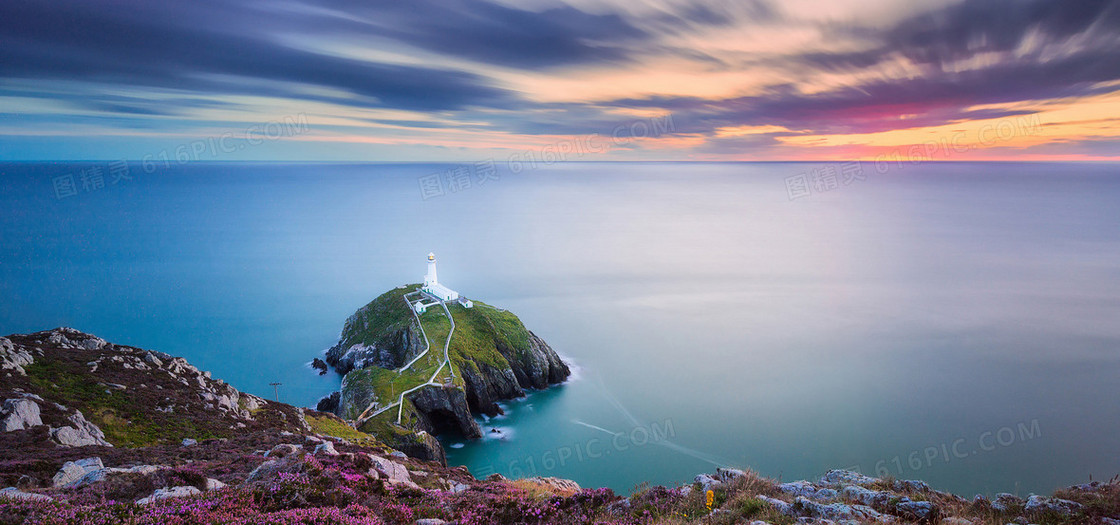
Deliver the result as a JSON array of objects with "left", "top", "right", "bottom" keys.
[{"left": 314, "top": 285, "right": 571, "bottom": 462}]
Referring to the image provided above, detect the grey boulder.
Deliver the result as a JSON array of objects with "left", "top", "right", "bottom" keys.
[
  {"left": 1, "top": 398, "right": 42, "bottom": 431},
  {"left": 50, "top": 410, "right": 111, "bottom": 447},
  {"left": 819, "top": 470, "right": 879, "bottom": 487},
  {"left": 1024, "top": 495, "right": 1083, "bottom": 516},
  {"left": 0, "top": 487, "right": 53, "bottom": 502},
  {"left": 314, "top": 441, "right": 339, "bottom": 456},
  {"left": 0, "top": 338, "right": 34, "bottom": 375},
  {"left": 368, "top": 454, "right": 417, "bottom": 488},
  {"left": 264, "top": 443, "right": 303, "bottom": 458},
  {"left": 52, "top": 458, "right": 105, "bottom": 487},
  {"left": 991, "top": 493, "right": 1024, "bottom": 513},
  {"left": 137, "top": 485, "right": 201, "bottom": 504},
  {"left": 896, "top": 500, "right": 936, "bottom": 520}
]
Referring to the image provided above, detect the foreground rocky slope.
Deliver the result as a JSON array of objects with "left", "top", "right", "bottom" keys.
[
  {"left": 1, "top": 329, "right": 1117, "bottom": 524},
  {"left": 317, "top": 285, "right": 570, "bottom": 462},
  {"left": 0, "top": 328, "right": 309, "bottom": 450}
]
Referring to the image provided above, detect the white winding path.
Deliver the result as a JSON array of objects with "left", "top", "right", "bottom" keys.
[
  {"left": 354, "top": 290, "right": 456, "bottom": 428},
  {"left": 396, "top": 291, "right": 432, "bottom": 373}
]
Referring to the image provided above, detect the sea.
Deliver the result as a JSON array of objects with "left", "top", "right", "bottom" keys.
[{"left": 2, "top": 161, "right": 1118, "bottom": 497}]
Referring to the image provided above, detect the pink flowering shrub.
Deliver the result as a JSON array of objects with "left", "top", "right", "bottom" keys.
[{"left": 0, "top": 452, "right": 638, "bottom": 525}]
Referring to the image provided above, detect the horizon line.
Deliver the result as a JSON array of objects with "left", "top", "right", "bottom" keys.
[{"left": 3, "top": 159, "right": 1119, "bottom": 164}]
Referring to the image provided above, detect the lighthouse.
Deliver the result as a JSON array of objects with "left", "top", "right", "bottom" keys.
[
  {"left": 424, "top": 252, "right": 438, "bottom": 287},
  {"left": 414, "top": 252, "right": 471, "bottom": 313}
]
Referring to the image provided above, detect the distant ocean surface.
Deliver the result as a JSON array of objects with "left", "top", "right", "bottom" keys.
[{"left": 2, "top": 161, "right": 1118, "bottom": 496}]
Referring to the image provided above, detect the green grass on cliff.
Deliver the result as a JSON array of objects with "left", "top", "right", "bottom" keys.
[
  {"left": 339, "top": 284, "right": 422, "bottom": 348},
  {"left": 304, "top": 413, "right": 380, "bottom": 445},
  {"left": 338, "top": 303, "right": 457, "bottom": 422},
  {"left": 24, "top": 360, "right": 218, "bottom": 447},
  {"left": 341, "top": 365, "right": 431, "bottom": 421},
  {"left": 445, "top": 300, "right": 532, "bottom": 372},
  {"left": 340, "top": 284, "right": 534, "bottom": 378},
  {"left": 357, "top": 398, "right": 426, "bottom": 440}
]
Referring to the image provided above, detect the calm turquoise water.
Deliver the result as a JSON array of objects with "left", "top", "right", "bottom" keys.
[{"left": 2, "top": 161, "right": 1118, "bottom": 496}]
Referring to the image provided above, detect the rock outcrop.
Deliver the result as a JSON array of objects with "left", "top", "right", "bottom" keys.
[
  {"left": 991, "top": 492, "right": 1024, "bottom": 512},
  {"left": 325, "top": 327, "right": 425, "bottom": 375},
  {"left": 50, "top": 409, "right": 112, "bottom": 447},
  {"left": 515, "top": 331, "right": 571, "bottom": 389},
  {"left": 0, "top": 487, "right": 52, "bottom": 502},
  {"left": 372, "top": 428, "right": 446, "bottom": 466},
  {"left": 314, "top": 441, "right": 339, "bottom": 456},
  {"left": 1024, "top": 494, "right": 1084, "bottom": 516},
  {"left": 1, "top": 391, "right": 112, "bottom": 448},
  {"left": 49, "top": 455, "right": 174, "bottom": 490},
  {"left": 316, "top": 391, "right": 340, "bottom": 413},
  {"left": 524, "top": 476, "right": 582, "bottom": 495},
  {"left": 1, "top": 396, "right": 42, "bottom": 431},
  {"left": 448, "top": 331, "right": 570, "bottom": 416},
  {"left": 0, "top": 337, "right": 35, "bottom": 376},
  {"left": 136, "top": 485, "right": 201, "bottom": 504},
  {"left": 52, "top": 457, "right": 105, "bottom": 487}
]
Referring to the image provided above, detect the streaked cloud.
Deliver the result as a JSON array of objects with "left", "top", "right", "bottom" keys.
[{"left": 1, "top": 0, "right": 1118, "bottom": 160}]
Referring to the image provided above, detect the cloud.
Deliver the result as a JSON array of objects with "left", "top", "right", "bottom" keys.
[
  {"left": 1, "top": 0, "right": 1118, "bottom": 160},
  {"left": 598, "top": 0, "right": 1120, "bottom": 137},
  {"left": 317, "top": 0, "right": 649, "bottom": 69},
  {"left": 0, "top": 0, "right": 517, "bottom": 112},
  {"left": 880, "top": 0, "right": 1120, "bottom": 66}
]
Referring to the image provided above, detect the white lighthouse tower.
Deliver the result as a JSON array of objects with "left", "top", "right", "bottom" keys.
[
  {"left": 414, "top": 252, "right": 472, "bottom": 313},
  {"left": 424, "top": 252, "right": 438, "bottom": 287}
]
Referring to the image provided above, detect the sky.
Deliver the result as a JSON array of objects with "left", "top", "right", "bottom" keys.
[{"left": 1, "top": 0, "right": 1119, "bottom": 161}]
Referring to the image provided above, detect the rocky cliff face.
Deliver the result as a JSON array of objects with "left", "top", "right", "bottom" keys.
[
  {"left": 408, "top": 385, "right": 482, "bottom": 439},
  {"left": 459, "top": 360, "right": 524, "bottom": 416},
  {"left": 324, "top": 325, "right": 425, "bottom": 375},
  {"left": 460, "top": 330, "right": 570, "bottom": 415},
  {"left": 317, "top": 286, "right": 571, "bottom": 462}
]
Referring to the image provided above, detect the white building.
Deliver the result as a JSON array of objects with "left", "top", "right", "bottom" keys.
[{"left": 414, "top": 252, "right": 473, "bottom": 313}]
